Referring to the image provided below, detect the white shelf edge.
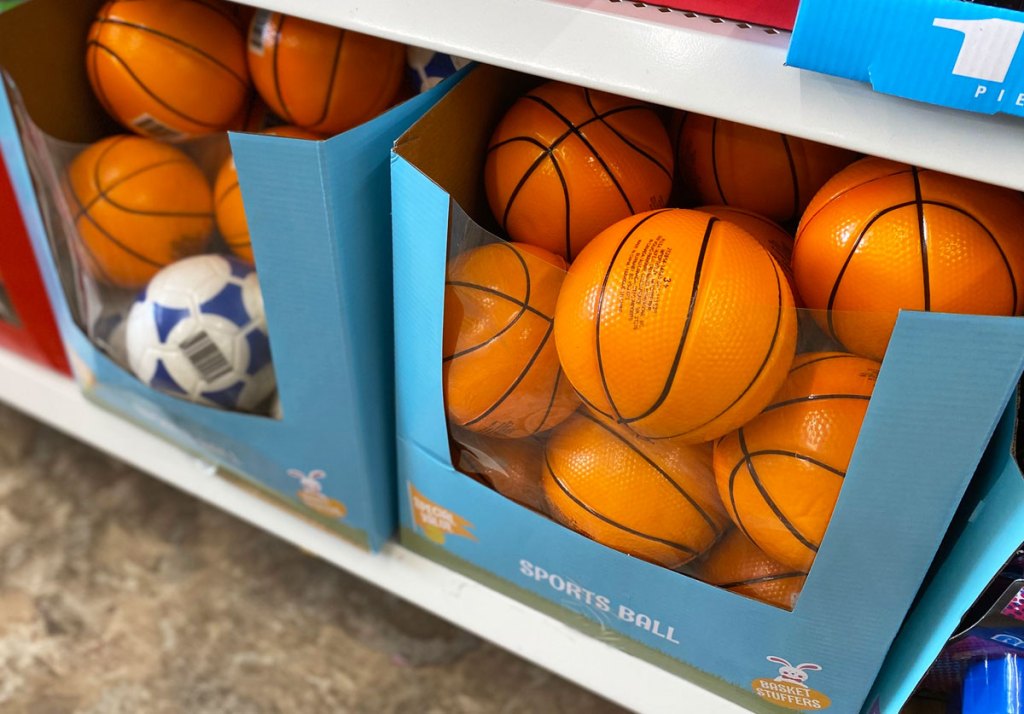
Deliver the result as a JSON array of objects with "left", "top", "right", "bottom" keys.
[
  {"left": 0, "top": 347, "right": 751, "bottom": 714},
  {"left": 238, "top": 0, "right": 1024, "bottom": 192}
]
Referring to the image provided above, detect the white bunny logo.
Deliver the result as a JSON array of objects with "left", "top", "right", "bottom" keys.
[
  {"left": 287, "top": 468, "right": 347, "bottom": 519},
  {"left": 288, "top": 469, "right": 325, "bottom": 495},
  {"left": 766, "top": 656, "right": 822, "bottom": 685}
]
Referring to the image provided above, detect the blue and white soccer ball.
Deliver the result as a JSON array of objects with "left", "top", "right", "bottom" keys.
[
  {"left": 406, "top": 47, "right": 471, "bottom": 94},
  {"left": 125, "top": 254, "right": 275, "bottom": 412}
]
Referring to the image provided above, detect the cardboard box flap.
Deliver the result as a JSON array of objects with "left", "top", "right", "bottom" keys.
[
  {"left": 869, "top": 399, "right": 1024, "bottom": 712},
  {"left": 394, "top": 65, "right": 538, "bottom": 232}
]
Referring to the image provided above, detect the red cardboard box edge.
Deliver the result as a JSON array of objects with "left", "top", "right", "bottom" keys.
[
  {"left": 0, "top": 149, "right": 70, "bottom": 374},
  {"left": 650, "top": 0, "right": 797, "bottom": 30}
]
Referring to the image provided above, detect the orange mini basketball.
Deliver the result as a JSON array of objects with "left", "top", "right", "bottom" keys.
[
  {"left": 444, "top": 241, "right": 579, "bottom": 439},
  {"left": 453, "top": 427, "right": 548, "bottom": 513},
  {"left": 794, "top": 158, "right": 1024, "bottom": 360},
  {"left": 679, "top": 115, "right": 858, "bottom": 224},
  {"left": 554, "top": 209, "right": 798, "bottom": 443},
  {"left": 713, "top": 352, "right": 880, "bottom": 572},
  {"left": 86, "top": 0, "right": 250, "bottom": 138},
  {"left": 214, "top": 125, "right": 321, "bottom": 264},
  {"left": 688, "top": 528, "right": 806, "bottom": 610},
  {"left": 67, "top": 135, "right": 213, "bottom": 289},
  {"left": 697, "top": 204, "right": 800, "bottom": 302},
  {"left": 696, "top": 206, "right": 793, "bottom": 271},
  {"left": 543, "top": 410, "right": 728, "bottom": 569},
  {"left": 246, "top": 11, "right": 405, "bottom": 135},
  {"left": 485, "top": 81, "right": 673, "bottom": 260}
]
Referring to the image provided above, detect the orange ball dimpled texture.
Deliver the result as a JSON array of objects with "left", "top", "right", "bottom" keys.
[
  {"left": 86, "top": 0, "right": 250, "bottom": 138},
  {"left": 794, "top": 157, "right": 1024, "bottom": 360},
  {"left": 554, "top": 208, "right": 798, "bottom": 443},
  {"left": 453, "top": 428, "right": 548, "bottom": 513},
  {"left": 696, "top": 206, "right": 793, "bottom": 271},
  {"left": 689, "top": 528, "right": 806, "bottom": 610},
  {"left": 444, "top": 241, "right": 579, "bottom": 439},
  {"left": 697, "top": 205, "right": 799, "bottom": 303},
  {"left": 485, "top": 81, "right": 673, "bottom": 261},
  {"left": 214, "top": 126, "right": 321, "bottom": 264},
  {"left": 246, "top": 11, "right": 405, "bottom": 136},
  {"left": 713, "top": 352, "right": 880, "bottom": 572},
  {"left": 543, "top": 410, "right": 728, "bottom": 569},
  {"left": 679, "top": 114, "right": 858, "bottom": 224},
  {"left": 67, "top": 135, "right": 213, "bottom": 289}
]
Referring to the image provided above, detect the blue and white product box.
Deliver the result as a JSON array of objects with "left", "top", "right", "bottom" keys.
[
  {"left": 0, "top": 0, "right": 463, "bottom": 549},
  {"left": 390, "top": 64, "right": 1024, "bottom": 712},
  {"left": 788, "top": 0, "right": 1024, "bottom": 118},
  {"left": 869, "top": 402, "right": 1024, "bottom": 713}
]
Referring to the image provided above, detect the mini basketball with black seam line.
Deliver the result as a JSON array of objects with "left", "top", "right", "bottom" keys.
[
  {"left": 66, "top": 135, "right": 213, "bottom": 290},
  {"left": 484, "top": 81, "right": 673, "bottom": 261},
  {"left": 451, "top": 427, "right": 548, "bottom": 513},
  {"left": 793, "top": 157, "right": 1024, "bottom": 360},
  {"left": 213, "top": 125, "right": 322, "bottom": 264},
  {"left": 246, "top": 10, "right": 405, "bottom": 136},
  {"left": 86, "top": 0, "right": 250, "bottom": 138},
  {"left": 444, "top": 242, "right": 579, "bottom": 439},
  {"left": 678, "top": 114, "right": 858, "bottom": 225},
  {"left": 713, "top": 351, "right": 880, "bottom": 573},
  {"left": 696, "top": 205, "right": 799, "bottom": 301},
  {"left": 542, "top": 410, "right": 729, "bottom": 569},
  {"left": 697, "top": 204, "right": 830, "bottom": 350},
  {"left": 686, "top": 528, "right": 806, "bottom": 610},
  {"left": 553, "top": 208, "right": 798, "bottom": 443}
]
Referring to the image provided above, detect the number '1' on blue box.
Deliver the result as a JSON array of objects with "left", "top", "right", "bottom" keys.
[{"left": 788, "top": 0, "right": 1024, "bottom": 117}]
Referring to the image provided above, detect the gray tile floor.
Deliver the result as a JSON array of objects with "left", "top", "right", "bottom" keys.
[
  {"left": 0, "top": 403, "right": 624, "bottom": 713},
  {"left": 0, "top": 401, "right": 949, "bottom": 714}
]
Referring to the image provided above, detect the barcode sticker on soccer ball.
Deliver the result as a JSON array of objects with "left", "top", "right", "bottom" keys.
[
  {"left": 181, "top": 331, "right": 233, "bottom": 382},
  {"left": 131, "top": 114, "right": 182, "bottom": 139},
  {"left": 249, "top": 10, "right": 271, "bottom": 55}
]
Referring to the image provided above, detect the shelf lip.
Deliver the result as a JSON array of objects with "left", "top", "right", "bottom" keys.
[
  {"left": 238, "top": 0, "right": 1024, "bottom": 192},
  {"left": 0, "top": 347, "right": 750, "bottom": 714}
]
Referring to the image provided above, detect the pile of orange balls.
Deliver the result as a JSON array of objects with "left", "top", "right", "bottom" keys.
[
  {"left": 72, "top": 0, "right": 407, "bottom": 289},
  {"left": 444, "top": 80, "right": 1024, "bottom": 610}
]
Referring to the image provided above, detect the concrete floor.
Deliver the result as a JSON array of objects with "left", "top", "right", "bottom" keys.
[
  {"left": 0, "top": 403, "right": 624, "bottom": 713},
  {"left": 0, "top": 401, "right": 949, "bottom": 714}
]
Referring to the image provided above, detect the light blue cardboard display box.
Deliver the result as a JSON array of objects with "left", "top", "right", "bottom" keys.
[
  {"left": 0, "top": 0, "right": 464, "bottom": 549},
  {"left": 869, "top": 401, "right": 1024, "bottom": 713},
  {"left": 788, "top": 0, "right": 1024, "bottom": 118},
  {"left": 390, "top": 64, "right": 1024, "bottom": 713}
]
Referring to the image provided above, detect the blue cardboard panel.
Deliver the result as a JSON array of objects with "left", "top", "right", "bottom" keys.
[
  {"left": 390, "top": 153, "right": 452, "bottom": 466},
  {"left": 870, "top": 403, "right": 1024, "bottom": 713},
  {"left": 789, "top": 0, "right": 1024, "bottom": 117},
  {"left": 230, "top": 77, "right": 469, "bottom": 547},
  {"left": 390, "top": 63, "right": 1024, "bottom": 713}
]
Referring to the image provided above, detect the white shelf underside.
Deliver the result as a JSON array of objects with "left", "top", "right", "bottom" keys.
[{"left": 238, "top": 0, "right": 1024, "bottom": 192}]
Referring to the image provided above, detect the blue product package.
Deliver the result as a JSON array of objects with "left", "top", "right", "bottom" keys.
[
  {"left": 0, "top": 0, "right": 468, "bottom": 549},
  {"left": 788, "top": 0, "right": 1024, "bottom": 118},
  {"left": 390, "top": 63, "right": 1024, "bottom": 713}
]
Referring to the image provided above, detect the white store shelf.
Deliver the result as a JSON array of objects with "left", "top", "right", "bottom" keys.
[
  {"left": 0, "top": 347, "right": 749, "bottom": 714},
  {"left": 240, "top": 0, "right": 1024, "bottom": 192}
]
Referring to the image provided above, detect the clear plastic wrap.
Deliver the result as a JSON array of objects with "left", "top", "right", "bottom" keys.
[{"left": 6, "top": 72, "right": 280, "bottom": 416}]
